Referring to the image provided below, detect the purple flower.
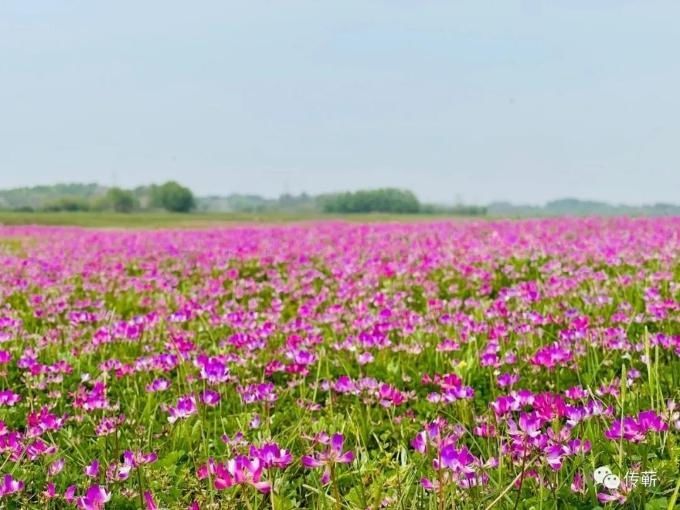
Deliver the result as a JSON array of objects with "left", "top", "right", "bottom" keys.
[
  {"left": 146, "top": 378, "right": 170, "bottom": 392},
  {"left": 199, "top": 456, "right": 271, "bottom": 493},
  {"left": 167, "top": 395, "right": 197, "bottom": 423},
  {"left": 76, "top": 485, "right": 111, "bottom": 510},
  {"left": 250, "top": 442, "right": 293, "bottom": 469},
  {"left": 605, "top": 410, "right": 667, "bottom": 442},
  {"left": 239, "top": 383, "right": 277, "bottom": 405},
  {"left": 302, "top": 433, "right": 355, "bottom": 483},
  {"left": 531, "top": 343, "right": 572, "bottom": 370},
  {"left": 201, "top": 389, "right": 221, "bottom": 407},
  {"left": 85, "top": 459, "right": 100, "bottom": 478},
  {"left": 0, "top": 391, "right": 21, "bottom": 407},
  {"left": 0, "top": 474, "right": 24, "bottom": 498},
  {"left": 195, "top": 355, "right": 230, "bottom": 385}
]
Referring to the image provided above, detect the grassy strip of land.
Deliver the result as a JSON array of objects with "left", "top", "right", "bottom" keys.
[{"left": 0, "top": 210, "right": 472, "bottom": 228}]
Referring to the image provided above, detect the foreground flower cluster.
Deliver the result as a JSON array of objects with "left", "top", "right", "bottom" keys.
[{"left": 0, "top": 218, "right": 677, "bottom": 509}]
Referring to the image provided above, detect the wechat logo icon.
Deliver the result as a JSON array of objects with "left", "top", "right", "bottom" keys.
[{"left": 594, "top": 466, "right": 621, "bottom": 490}]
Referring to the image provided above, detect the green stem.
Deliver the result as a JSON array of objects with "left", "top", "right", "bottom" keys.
[
  {"left": 137, "top": 466, "right": 145, "bottom": 509},
  {"left": 330, "top": 463, "right": 342, "bottom": 510}
]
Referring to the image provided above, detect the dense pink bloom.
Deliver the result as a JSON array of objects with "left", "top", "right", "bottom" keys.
[
  {"left": 199, "top": 456, "right": 271, "bottom": 493},
  {"left": 250, "top": 442, "right": 293, "bottom": 469},
  {"left": 531, "top": 343, "right": 572, "bottom": 370},
  {"left": 605, "top": 410, "right": 668, "bottom": 442}
]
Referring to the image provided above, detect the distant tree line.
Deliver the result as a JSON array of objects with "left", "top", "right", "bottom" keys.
[
  {"left": 320, "top": 188, "right": 421, "bottom": 214},
  {"left": 316, "top": 188, "right": 486, "bottom": 215},
  {"left": 9, "top": 181, "right": 196, "bottom": 213},
  {"left": 1, "top": 182, "right": 491, "bottom": 216}
]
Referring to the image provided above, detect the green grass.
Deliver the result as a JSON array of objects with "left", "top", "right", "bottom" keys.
[{"left": 0, "top": 211, "right": 474, "bottom": 228}]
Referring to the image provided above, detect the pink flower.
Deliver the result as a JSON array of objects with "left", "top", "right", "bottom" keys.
[
  {"left": 0, "top": 474, "right": 24, "bottom": 498},
  {"left": 605, "top": 410, "right": 667, "bottom": 443},
  {"left": 438, "top": 444, "right": 476, "bottom": 473},
  {"left": 85, "top": 459, "right": 100, "bottom": 478},
  {"left": 49, "top": 458, "right": 65, "bottom": 476},
  {"left": 195, "top": 355, "right": 229, "bottom": 385},
  {"left": 143, "top": 491, "right": 158, "bottom": 510},
  {"left": 76, "top": 485, "right": 111, "bottom": 510},
  {"left": 146, "top": 379, "right": 170, "bottom": 392},
  {"left": 199, "top": 456, "right": 271, "bottom": 493},
  {"left": 497, "top": 373, "right": 519, "bottom": 388},
  {"left": 0, "top": 390, "right": 21, "bottom": 407},
  {"left": 167, "top": 395, "right": 197, "bottom": 423},
  {"left": 250, "top": 442, "right": 293, "bottom": 469},
  {"left": 357, "top": 352, "right": 374, "bottom": 365},
  {"left": 200, "top": 390, "right": 220, "bottom": 407},
  {"left": 302, "top": 433, "right": 354, "bottom": 483},
  {"left": 570, "top": 472, "right": 586, "bottom": 494},
  {"left": 531, "top": 343, "right": 572, "bottom": 370},
  {"left": 113, "top": 450, "right": 157, "bottom": 480},
  {"left": 43, "top": 481, "right": 57, "bottom": 499},
  {"left": 238, "top": 383, "right": 277, "bottom": 405}
]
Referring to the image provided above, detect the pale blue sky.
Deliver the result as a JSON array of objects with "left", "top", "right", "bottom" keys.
[{"left": 1, "top": 1, "right": 679, "bottom": 204}]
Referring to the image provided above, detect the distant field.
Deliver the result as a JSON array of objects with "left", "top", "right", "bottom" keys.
[{"left": 0, "top": 210, "right": 470, "bottom": 227}]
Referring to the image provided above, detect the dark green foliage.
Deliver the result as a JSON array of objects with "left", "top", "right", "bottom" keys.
[
  {"left": 105, "top": 187, "right": 139, "bottom": 213},
  {"left": 150, "top": 181, "right": 196, "bottom": 212},
  {"left": 43, "top": 197, "right": 92, "bottom": 212},
  {"left": 321, "top": 188, "right": 421, "bottom": 214}
]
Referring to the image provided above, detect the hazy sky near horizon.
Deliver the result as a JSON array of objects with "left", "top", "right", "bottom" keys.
[{"left": 2, "top": 1, "right": 679, "bottom": 205}]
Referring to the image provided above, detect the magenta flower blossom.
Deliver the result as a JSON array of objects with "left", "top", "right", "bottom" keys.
[
  {"left": 76, "top": 485, "right": 111, "bottom": 510},
  {"left": 302, "top": 433, "right": 355, "bottom": 483},
  {"left": 198, "top": 456, "right": 271, "bottom": 493},
  {"left": 143, "top": 491, "right": 158, "bottom": 510},
  {"left": 27, "top": 406, "right": 67, "bottom": 437},
  {"left": 85, "top": 459, "right": 100, "bottom": 478},
  {"left": 531, "top": 343, "right": 572, "bottom": 370},
  {"left": 250, "top": 442, "right": 293, "bottom": 469},
  {"left": 0, "top": 391, "right": 20, "bottom": 407},
  {"left": 605, "top": 410, "right": 668, "bottom": 442},
  {"left": 357, "top": 352, "right": 374, "bottom": 365},
  {"left": 113, "top": 450, "right": 158, "bottom": 480},
  {"left": 238, "top": 383, "right": 278, "bottom": 405},
  {"left": 200, "top": 389, "right": 221, "bottom": 407},
  {"left": 508, "top": 412, "right": 543, "bottom": 439},
  {"left": 48, "top": 458, "right": 65, "bottom": 476},
  {"left": 497, "top": 373, "right": 519, "bottom": 388},
  {"left": 167, "top": 395, "right": 197, "bottom": 423},
  {"left": 195, "top": 355, "right": 230, "bottom": 385},
  {"left": 437, "top": 444, "right": 476, "bottom": 472},
  {"left": 74, "top": 382, "right": 110, "bottom": 411},
  {"left": 43, "top": 481, "right": 56, "bottom": 499},
  {"left": 421, "top": 444, "right": 486, "bottom": 490},
  {"left": 0, "top": 474, "right": 24, "bottom": 498},
  {"left": 64, "top": 485, "right": 77, "bottom": 502},
  {"left": 146, "top": 378, "right": 170, "bottom": 392}
]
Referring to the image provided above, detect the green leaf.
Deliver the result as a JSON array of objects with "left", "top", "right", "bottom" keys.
[
  {"left": 157, "top": 450, "right": 185, "bottom": 468},
  {"left": 644, "top": 498, "right": 668, "bottom": 510}
]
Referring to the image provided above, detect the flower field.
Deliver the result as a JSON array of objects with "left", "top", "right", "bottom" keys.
[{"left": 0, "top": 218, "right": 678, "bottom": 509}]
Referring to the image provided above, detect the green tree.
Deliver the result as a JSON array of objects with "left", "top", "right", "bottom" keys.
[
  {"left": 151, "top": 181, "right": 195, "bottom": 212},
  {"left": 43, "top": 197, "right": 92, "bottom": 212},
  {"left": 105, "top": 187, "right": 138, "bottom": 213},
  {"left": 320, "top": 188, "right": 420, "bottom": 214}
]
